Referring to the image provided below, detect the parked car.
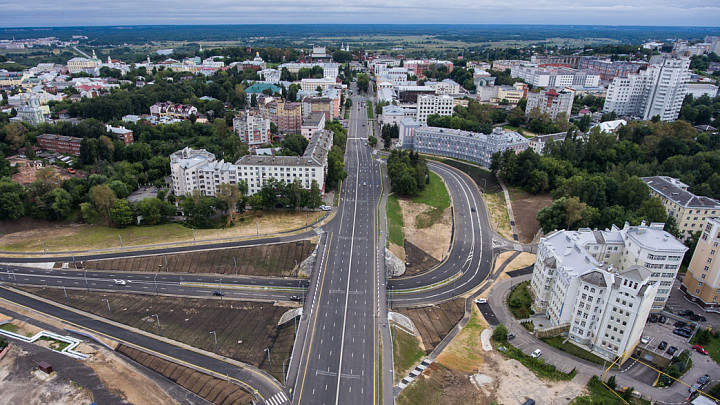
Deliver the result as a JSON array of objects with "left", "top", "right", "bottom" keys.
[
  {"left": 690, "top": 314, "right": 707, "bottom": 322},
  {"left": 474, "top": 298, "right": 487, "bottom": 304},
  {"left": 674, "top": 321, "right": 687, "bottom": 328},
  {"left": 531, "top": 349, "right": 542, "bottom": 358},
  {"left": 506, "top": 333, "right": 516, "bottom": 340},
  {"left": 690, "top": 383, "right": 702, "bottom": 394},
  {"left": 658, "top": 315, "right": 667, "bottom": 324},
  {"left": 522, "top": 400, "right": 536, "bottom": 405},
  {"left": 114, "top": 279, "right": 126, "bottom": 286},
  {"left": 667, "top": 346, "right": 678, "bottom": 356},
  {"left": 640, "top": 335, "right": 650, "bottom": 344},
  {"left": 648, "top": 314, "right": 658, "bottom": 323},
  {"left": 697, "top": 375, "right": 711, "bottom": 386},
  {"left": 658, "top": 341, "right": 668, "bottom": 350},
  {"left": 320, "top": 205, "right": 332, "bottom": 211},
  {"left": 213, "top": 291, "right": 225, "bottom": 296},
  {"left": 673, "top": 328, "right": 692, "bottom": 338},
  {"left": 692, "top": 345, "right": 709, "bottom": 355},
  {"left": 678, "top": 309, "right": 694, "bottom": 317}
]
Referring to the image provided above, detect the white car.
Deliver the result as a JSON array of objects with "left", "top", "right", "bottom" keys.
[
  {"left": 531, "top": 349, "right": 542, "bottom": 358},
  {"left": 640, "top": 335, "right": 650, "bottom": 345},
  {"left": 320, "top": 205, "right": 331, "bottom": 211},
  {"left": 474, "top": 298, "right": 487, "bottom": 304},
  {"left": 114, "top": 279, "right": 126, "bottom": 286}
]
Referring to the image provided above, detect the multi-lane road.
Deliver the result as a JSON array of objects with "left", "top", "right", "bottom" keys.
[{"left": 0, "top": 81, "right": 504, "bottom": 405}]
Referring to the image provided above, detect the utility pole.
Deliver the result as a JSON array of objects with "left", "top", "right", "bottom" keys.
[
  {"left": 154, "top": 273, "right": 159, "bottom": 296},
  {"left": 192, "top": 228, "right": 196, "bottom": 243},
  {"left": 164, "top": 255, "right": 168, "bottom": 272},
  {"left": 62, "top": 286, "right": 68, "bottom": 304},
  {"left": 210, "top": 331, "right": 218, "bottom": 354},
  {"left": 264, "top": 348, "right": 271, "bottom": 371},
  {"left": 152, "top": 314, "right": 161, "bottom": 335},
  {"left": 119, "top": 235, "right": 123, "bottom": 248},
  {"left": 84, "top": 269, "right": 89, "bottom": 292},
  {"left": 233, "top": 257, "right": 238, "bottom": 275},
  {"left": 72, "top": 251, "right": 77, "bottom": 269},
  {"left": 102, "top": 299, "right": 111, "bottom": 316}
]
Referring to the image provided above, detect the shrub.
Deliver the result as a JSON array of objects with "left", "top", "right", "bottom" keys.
[{"left": 492, "top": 324, "right": 508, "bottom": 341}]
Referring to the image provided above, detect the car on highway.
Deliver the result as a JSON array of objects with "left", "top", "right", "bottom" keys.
[
  {"left": 289, "top": 295, "right": 302, "bottom": 302},
  {"left": 320, "top": 205, "right": 331, "bottom": 211},
  {"left": 474, "top": 298, "right": 487, "bottom": 304},
  {"left": 363, "top": 181, "right": 367, "bottom": 186},
  {"left": 531, "top": 349, "right": 542, "bottom": 358},
  {"left": 692, "top": 345, "right": 708, "bottom": 355},
  {"left": 213, "top": 291, "right": 225, "bottom": 297},
  {"left": 658, "top": 341, "right": 668, "bottom": 350},
  {"left": 697, "top": 374, "right": 710, "bottom": 386},
  {"left": 667, "top": 346, "right": 678, "bottom": 356},
  {"left": 640, "top": 335, "right": 650, "bottom": 344},
  {"left": 114, "top": 279, "right": 126, "bottom": 286},
  {"left": 470, "top": 207, "right": 476, "bottom": 212}
]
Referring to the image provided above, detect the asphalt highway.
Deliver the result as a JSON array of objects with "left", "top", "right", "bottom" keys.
[{"left": 294, "top": 87, "right": 381, "bottom": 405}]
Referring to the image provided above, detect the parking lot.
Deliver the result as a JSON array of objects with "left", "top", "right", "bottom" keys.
[{"left": 638, "top": 313, "right": 694, "bottom": 360}]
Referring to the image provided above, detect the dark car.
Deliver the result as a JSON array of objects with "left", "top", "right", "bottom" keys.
[
  {"left": 648, "top": 314, "right": 658, "bottom": 323},
  {"left": 470, "top": 207, "right": 477, "bottom": 212},
  {"left": 667, "top": 346, "right": 678, "bottom": 356},
  {"left": 698, "top": 374, "right": 710, "bottom": 386},
  {"left": 658, "top": 315, "right": 667, "bottom": 324},
  {"left": 690, "top": 314, "right": 707, "bottom": 322},
  {"left": 678, "top": 309, "right": 694, "bottom": 317},
  {"left": 289, "top": 295, "right": 302, "bottom": 302},
  {"left": 674, "top": 321, "right": 687, "bottom": 328},
  {"left": 673, "top": 328, "right": 692, "bottom": 338},
  {"left": 658, "top": 341, "right": 668, "bottom": 350},
  {"left": 522, "top": 400, "right": 536, "bottom": 405},
  {"left": 213, "top": 291, "right": 225, "bottom": 296}
]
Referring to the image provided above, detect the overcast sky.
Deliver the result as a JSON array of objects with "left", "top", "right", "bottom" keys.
[{"left": 2, "top": 1, "right": 719, "bottom": 27}]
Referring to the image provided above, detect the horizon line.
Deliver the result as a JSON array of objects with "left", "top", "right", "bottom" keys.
[{"left": 2, "top": 23, "right": 720, "bottom": 29}]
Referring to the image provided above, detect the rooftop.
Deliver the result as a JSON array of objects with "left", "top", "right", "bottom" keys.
[{"left": 642, "top": 176, "right": 720, "bottom": 210}]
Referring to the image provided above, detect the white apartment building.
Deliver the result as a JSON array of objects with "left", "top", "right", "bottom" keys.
[
  {"left": 67, "top": 54, "right": 101, "bottom": 74},
  {"left": 525, "top": 88, "right": 574, "bottom": 120},
  {"left": 300, "top": 77, "right": 338, "bottom": 93},
  {"left": 603, "top": 58, "right": 690, "bottom": 121},
  {"left": 279, "top": 63, "right": 339, "bottom": 79},
  {"left": 510, "top": 64, "right": 600, "bottom": 88},
  {"left": 416, "top": 94, "right": 454, "bottom": 124},
  {"left": 686, "top": 83, "right": 719, "bottom": 99},
  {"left": 233, "top": 111, "right": 271, "bottom": 148},
  {"left": 171, "top": 130, "right": 333, "bottom": 197},
  {"left": 642, "top": 176, "right": 720, "bottom": 237},
  {"left": 530, "top": 223, "right": 687, "bottom": 362},
  {"left": 426, "top": 78, "right": 461, "bottom": 95},
  {"left": 378, "top": 67, "right": 409, "bottom": 83}
]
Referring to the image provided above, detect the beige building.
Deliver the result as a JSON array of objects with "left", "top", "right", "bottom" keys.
[
  {"left": 642, "top": 176, "right": 720, "bottom": 237},
  {"left": 67, "top": 54, "right": 101, "bottom": 73},
  {"left": 682, "top": 217, "right": 720, "bottom": 312}
]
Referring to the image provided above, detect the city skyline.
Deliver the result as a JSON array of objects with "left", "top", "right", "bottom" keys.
[{"left": 2, "top": 1, "right": 720, "bottom": 27}]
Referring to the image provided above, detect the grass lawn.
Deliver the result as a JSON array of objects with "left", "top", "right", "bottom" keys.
[
  {"left": 412, "top": 172, "right": 451, "bottom": 229},
  {"left": 692, "top": 330, "right": 720, "bottom": 364},
  {"left": 541, "top": 336, "right": 607, "bottom": 365},
  {"left": 367, "top": 102, "right": 374, "bottom": 119},
  {"left": 0, "top": 323, "right": 18, "bottom": 333},
  {"left": 387, "top": 194, "right": 405, "bottom": 247},
  {"left": 392, "top": 326, "right": 425, "bottom": 383},
  {"left": 484, "top": 191, "right": 513, "bottom": 239},
  {"left": 508, "top": 281, "right": 533, "bottom": 319},
  {"left": 344, "top": 108, "right": 349, "bottom": 119},
  {"left": 495, "top": 340, "right": 576, "bottom": 381}
]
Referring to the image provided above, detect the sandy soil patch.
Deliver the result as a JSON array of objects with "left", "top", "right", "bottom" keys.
[
  {"left": 86, "top": 349, "right": 178, "bottom": 405},
  {"left": 397, "top": 199, "right": 451, "bottom": 261},
  {"left": 389, "top": 243, "right": 405, "bottom": 261},
  {"left": 505, "top": 252, "right": 537, "bottom": 272}
]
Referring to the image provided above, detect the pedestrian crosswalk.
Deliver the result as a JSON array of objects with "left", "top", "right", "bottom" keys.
[{"left": 264, "top": 391, "right": 289, "bottom": 405}]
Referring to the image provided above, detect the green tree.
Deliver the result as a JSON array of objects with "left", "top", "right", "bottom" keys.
[
  {"left": 108, "top": 180, "right": 130, "bottom": 199},
  {"left": 368, "top": 136, "right": 378, "bottom": 147},
  {"left": 109, "top": 199, "right": 134, "bottom": 228},
  {"left": 50, "top": 188, "right": 73, "bottom": 220},
  {"left": 216, "top": 182, "right": 241, "bottom": 226},
  {"left": 0, "top": 180, "right": 26, "bottom": 220},
  {"left": 89, "top": 184, "right": 117, "bottom": 222},
  {"left": 492, "top": 323, "right": 508, "bottom": 341}
]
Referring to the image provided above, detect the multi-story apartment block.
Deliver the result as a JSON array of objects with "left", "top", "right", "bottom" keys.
[
  {"left": 530, "top": 55, "right": 582, "bottom": 68},
  {"left": 37, "top": 134, "right": 82, "bottom": 156},
  {"left": 510, "top": 65, "right": 601, "bottom": 88},
  {"left": 233, "top": 111, "right": 271, "bottom": 148},
  {"left": 171, "top": 130, "right": 332, "bottom": 197},
  {"left": 577, "top": 58, "right": 645, "bottom": 81},
  {"left": 402, "top": 121, "right": 528, "bottom": 167},
  {"left": 530, "top": 223, "right": 687, "bottom": 362},
  {"left": 302, "top": 97, "right": 334, "bottom": 121},
  {"left": 300, "top": 78, "right": 338, "bottom": 93},
  {"left": 491, "top": 60, "right": 524, "bottom": 71},
  {"left": 686, "top": 83, "right": 719, "bottom": 99},
  {"left": 682, "top": 217, "right": 720, "bottom": 312},
  {"left": 642, "top": 176, "right": 720, "bottom": 237},
  {"left": 416, "top": 94, "right": 454, "bottom": 124},
  {"left": 476, "top": 82, "right": 528, "bottom": 104},
  {"left": 525, "top": 88, "right": 574, "bottom": 120},
  {"left": 301, "top": 112, "right": 326, "bottom": 140},
  {"left": 271, "top": 100, "right": 302, "bottom": 134},
  {"left": 105, "top": 125, "right": 134, "bottom": 145},
  {"left": 403, "top": 59, "right": 453, "bottom": 77},
  {"left": 426, "top": 79, "right": 461, "bottom": 95},
  {"left": 278, "top": 62, "right": 339, "bottom": 79},
  {"left": 603, "top": 58, "right": 690, "bottom": 121},
  {"left": 396, "top": 85, "right": 436, "bottom": 104},
  {"left": 528, "top": 132, "right": 567, "bottom": 155}
]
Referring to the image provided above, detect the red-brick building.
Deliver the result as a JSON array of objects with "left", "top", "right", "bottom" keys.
[{"left": 37, "top": 134, "right": 82, "bottom": 156}]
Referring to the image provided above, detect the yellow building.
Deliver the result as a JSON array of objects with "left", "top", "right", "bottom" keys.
[
  {"left": 642, "top": 176, "right": 720, "bottom": 237},
  {"left": 681, "top": 217, "right": 720, "bottom": 311}
]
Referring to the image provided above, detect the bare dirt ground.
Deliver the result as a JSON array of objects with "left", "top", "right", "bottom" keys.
[
  {"left": 484, "top": 191, "right": 514, "bottom": 241},
  {"left": 0, "top": 345, "right": 94, "bottom": 405},
  {"left": 404, "top": 241, "right": 440, "bottom": 276},
  {"left": 397, "top": 199, "right": 451, "bottom": 262},
  {"left": 81, "top": 239, "right": 317, "bottom": 277},
  {"left": 509, "top": 188, "right": 553, "bottom": 243},
  {"left": 398, "top": 307, "right": 587, "bottom": 405},
  {"left": 395, "top": 298, "right": 464, "bottom": 355},
  {"left": 9, "top": 158, "right": 84, "bottom": 185}
]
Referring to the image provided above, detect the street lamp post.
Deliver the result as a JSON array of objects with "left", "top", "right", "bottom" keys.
[
  {"left": 154, "top": 273, "right": 159, "bottom": 295},
  {"left": 84, "top": 269, "right": 89, "bottom": 292},
  {"left": 282, "top": 357, "right": 291, "bottom": 386},
  {"left": 218, "top": 279, "right": 223, "bottom": 301},
  {"left": 233, "top": 257, "right": 238, "bottom": 275},
  {"left": 264, "top": 348, "right": 271, "bottom": 371},
  {"left": 102, "top": 299, "right": 111, "bottom": 316},
  {"left": 119, "top": 235, "right": 123, "bottom": 248},
  {"left": 210, "top": 331, "right": 218, "bottom": 354},
  {"left": 72, "top": 251, "right": 77, "bottom": 269},
  {"left": 62, "top": 286, "right": 68, "bottom": 304},
  {"left": 152, "top": 314, "right": 161, "bottom": 335}
]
